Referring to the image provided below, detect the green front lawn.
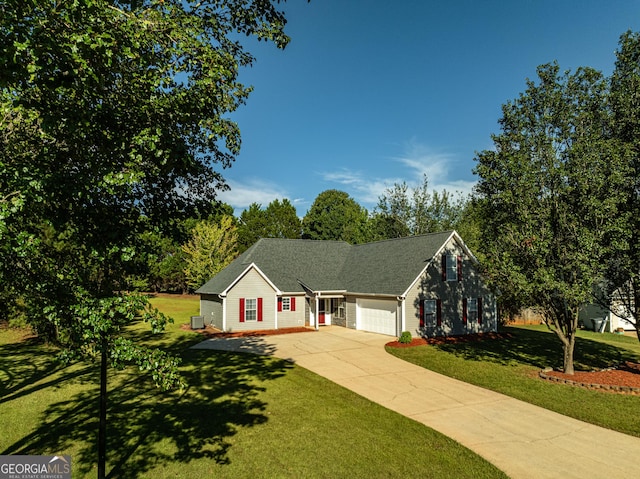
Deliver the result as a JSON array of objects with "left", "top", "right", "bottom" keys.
[
  {"left": 0, "top": 296, "right": 506, "bottom": 478},
  {"left": 387, "top": 325, "right": 640, "bottom": 437}
]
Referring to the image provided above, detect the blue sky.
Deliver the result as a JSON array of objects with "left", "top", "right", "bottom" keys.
[{"left": 217, "top": 0, "right": 640, "bottom": 216}]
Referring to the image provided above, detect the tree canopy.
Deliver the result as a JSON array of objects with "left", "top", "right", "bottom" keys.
[
  {"left": 600, "top": 31, "right": 640, "bottom": 341},
  {"left": 237, "top": 198, "right": 301, "bottom": 252},
  {"left": 183, "top": 215, "right": 238, "bottom": 291},
  {"left": 0, "top": 0, "right": 291, "bottom": 476},
  {"left": 302, "top": 189, "right": 371, "bottom": 244},
  {"left": 372, "top": 174, "right": 466, "bottom": 240},
  {"left": 474, "top": 62, "right": 626, "bottom": 373}
]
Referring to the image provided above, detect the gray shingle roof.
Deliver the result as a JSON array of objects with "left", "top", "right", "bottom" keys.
[
  {"left": 196, "top": 231, "right": 456, "bottom": 296},
  {"left": 342, "top": 231, "right": 454, "bottom": 295}
]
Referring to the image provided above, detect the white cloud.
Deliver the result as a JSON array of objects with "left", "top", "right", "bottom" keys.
[
  {"left": 217, "top": 178, "right": 291, "bottom": 214},
  {"left": 321, "top": 169, "right": 404, "bottom": 207},
  {"left": 320, "top": 140, "right": 477, "bottom": 208},
  {"left": 392, "top": 139, "right": 476, "bottom": 196}
]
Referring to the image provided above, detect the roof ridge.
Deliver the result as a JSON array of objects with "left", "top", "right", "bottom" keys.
[
  {"left": 250, "top": 237, "right": 351, "bottom": 245},
  {"left": 354, "top": 230, "right": 455, "bottom": 247}
]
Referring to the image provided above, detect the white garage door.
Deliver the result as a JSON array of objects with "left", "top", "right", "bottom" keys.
[{"left": 356, "top": 298, "right": 397, "bottom": 336}]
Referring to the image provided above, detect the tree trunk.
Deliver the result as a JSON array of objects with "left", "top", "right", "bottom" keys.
[
  {"left": 98, "top": 335, "right": 107, "bottom": 479},
  {"left": 562, "top": 335, "right": 575, "bottom": 375},
  {"left": 548, "top": 306, "right": 578, "bottom": 375}
]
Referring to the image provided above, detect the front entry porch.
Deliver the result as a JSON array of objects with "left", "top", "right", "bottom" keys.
[{"left": 309, "top": 296, "right": 346, "bottom": 329}]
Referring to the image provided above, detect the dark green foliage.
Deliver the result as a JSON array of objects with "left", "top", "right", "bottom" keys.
[
  {"left": 302, "top": 190, "right": 371, "bottom": 244},
  {"left": 237, "top": 198, "right": 302, "bottom": 252},
  {"left": 371, "top": 175, "right": 467, "bottom": 240},
  {"left": 0, "top": 1, "right": 291, "bottom": 475},
  {"left": 600, "top": 31, "right": 640, "bottom": 341},
  {"left": 0, "top": 0, "right": 290, "bottom": 356},
  {"left": 474, "top": 62, "right": 627, "bottom": 373}
]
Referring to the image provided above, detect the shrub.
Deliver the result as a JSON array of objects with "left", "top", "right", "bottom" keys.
[{"left": 398, "top": 331, "right": 412, "bottom": 344}]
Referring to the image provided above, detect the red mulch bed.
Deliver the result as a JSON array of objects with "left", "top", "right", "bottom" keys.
[
  {"left": 542, "top": 362, "right": 640, "bottom": 392},
  {"left": 180, "top": 324, "right": 314, "bottom": 339}
]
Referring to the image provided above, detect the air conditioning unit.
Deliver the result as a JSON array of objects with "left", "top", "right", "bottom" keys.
[{"left": 190, "top": 315, "right": 205, "bottom": 329}]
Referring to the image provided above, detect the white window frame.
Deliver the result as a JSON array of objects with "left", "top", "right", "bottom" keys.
[
  {"left": 282, "top": 297, "right": 291, "bottom": 311},
  {"left": 332, "top": 298, "right": 345, "bottom": 319},
  {"left": 424, "top": 299, "right": 437, "bottom": 323},
  {"left": 245, "top": 298, "right": 257, "bottom": 321},
  {"left": 467, "top": 298, "right": 478, "bottom": 323},
  {"left": 446, "top": 254, "right": 458, "bottom": 281}
]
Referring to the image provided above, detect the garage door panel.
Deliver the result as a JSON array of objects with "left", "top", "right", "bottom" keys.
[{"left": 357, "top": 299, "right": 397, "bottom": 336}]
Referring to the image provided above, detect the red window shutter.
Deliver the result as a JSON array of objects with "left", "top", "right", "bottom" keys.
[
  {"left": 436, "top": 299, "right": 442, "bottom": 326},
  {"left": 478, "top": 297, "right": 483, "bottom": 324},
  {"left": 277, "top": 297, "right": 283, "bottom": 312},
  {"left": 462, "top": 297, "right": 468, "bottom": 325},
  {"left": 419, "top": 300, "right": 425, "bottom": 327},
  {"left": 441, "top": 254, "right": 447, "bottom": 281},
  {"left": 239, "top": 298, "right": 245, "bottom": 323},
  {"left": 257, "top": 297, "right": 263, "bottom": 321},
  {"left": 457, "top": 256, "right": 463, "bottom": 282},
  {"left": 291, "top": 297, "right": 296, "bottom": 311}
]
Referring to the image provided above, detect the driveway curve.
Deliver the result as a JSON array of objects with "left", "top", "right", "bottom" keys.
[{"left": 192, "top": 326, "right": 640, "bottom": 479}]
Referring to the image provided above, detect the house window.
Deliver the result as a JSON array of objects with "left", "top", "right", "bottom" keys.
[
  {"left": 278, "top": 296, "right": 296, "bottom": 312},
  {"left": 467, "top": 298, "right": 477, "bottom": 324},
  {"left": 424, "top": 300, "right": 437, "bottom": 324},
  {"left": 332, "top": 298, "right": 345, "bottom": 319},
  {"left": 244, "top": 298, "right": 257, "bottom": 321},
  {"left": 464, "top": 297, "right": 482, "bottom": 325},
  {"left": 420, "top": 299, "right": 442, "bottom": 327},
  {"left": 442, "top": 254, "right": 462, "bottom": 282}
]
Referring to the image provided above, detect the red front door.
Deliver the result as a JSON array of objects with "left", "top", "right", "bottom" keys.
[{"left": 318, "top": 299, "right": 326, "bottom": 325}]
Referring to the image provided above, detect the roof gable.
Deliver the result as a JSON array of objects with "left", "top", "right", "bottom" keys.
[{"left": 220, "top": 263, "right": 280, "bottom": 296}]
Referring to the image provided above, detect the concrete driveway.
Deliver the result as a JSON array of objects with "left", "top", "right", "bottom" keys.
[{"left": 192, "top": 326, "right": 640, "bottom": 479}]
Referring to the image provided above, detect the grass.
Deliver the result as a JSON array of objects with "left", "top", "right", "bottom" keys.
[
  {"left": 0, "top": 295, "right": 506, "bottom": 478},
  {"left": 387, "top": 324, "right": 640, "bottom": 437}
]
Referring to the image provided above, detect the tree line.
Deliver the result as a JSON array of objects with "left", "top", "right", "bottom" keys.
[{"left": 136, "top": 174, "right": 474, "bottom": 294}]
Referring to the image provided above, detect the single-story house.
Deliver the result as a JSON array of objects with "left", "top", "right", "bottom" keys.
[{"left": 196, "top": 230, "right": 497, "bottom": 338}]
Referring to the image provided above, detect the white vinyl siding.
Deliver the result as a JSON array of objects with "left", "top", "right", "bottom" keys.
[
  {"left": 277, "top": 295, "right": 306, "bottom": 328},
  {"left": 226, "top": 268, "right": 276, "bottom": 331}
]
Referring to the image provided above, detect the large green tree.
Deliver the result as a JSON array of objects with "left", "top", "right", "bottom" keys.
[
  {"left": 237, "top": 198, "right": 301, "bottom": 252},
  {"left": 372, "top": 174, "right": 466, "bottom": 240},
  {"left": 474, "top": 63, "right": 625, "bottom": 374},
  {"left": 302, "top": 189, "right": 371, "bottom": 244},
  {"left": 183, "top": 215, "right": 238, "bottom": 290},
  {"left": 265, "top": 198, "right": 303, "bottom": 239},
  {"left": 601, "top": 31, "right": 640, "bottom": 341},
  {"left": 0, "top": 0, "right": 290, "bottom": 476}
]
